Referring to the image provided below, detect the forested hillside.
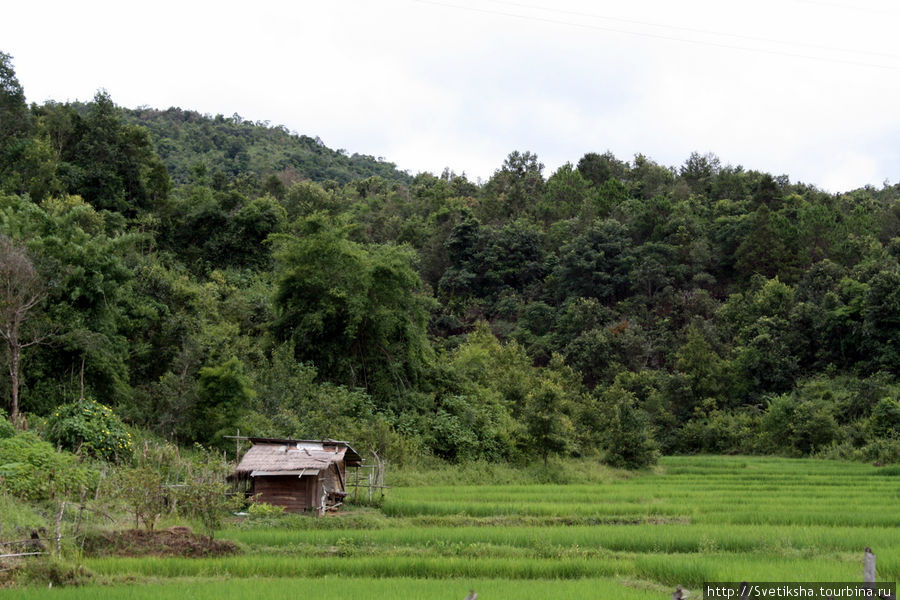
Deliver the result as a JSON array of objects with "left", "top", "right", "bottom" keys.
[
  {"left": 1, "top": 51, "right": 898, "bottom": 468},
  {"left": 122, "top": 107, "right": 411, "bottom": 186}
]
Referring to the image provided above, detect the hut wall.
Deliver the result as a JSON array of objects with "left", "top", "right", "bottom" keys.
[
  {"left": 320, "top": 464, "right": 340, "bottom": 494},
  {"left": 252, "top": 475, "right": 318, "bottom": 513}
]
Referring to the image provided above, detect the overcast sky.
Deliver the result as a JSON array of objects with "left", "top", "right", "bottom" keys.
[{"left": 3, "top": 0, "right": 899, "bottom": 192}]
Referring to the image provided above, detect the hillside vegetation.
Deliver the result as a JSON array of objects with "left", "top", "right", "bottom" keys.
[{"left": 0, "top": 50, "right": 898, "bottom": 471}]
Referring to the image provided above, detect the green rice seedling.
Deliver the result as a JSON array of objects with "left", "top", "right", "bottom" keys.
[
  {"left": 220, "top": 523, "right": 900, "bottom": 557},
  {"left": 2, "top": 576, "right": 669, "bottom": 600},
  {"left": 9, "top": 455, "right": 896, "bottom": 598},
  {"left": 83, "top": 555, "right": 630, "bottom": 580}
]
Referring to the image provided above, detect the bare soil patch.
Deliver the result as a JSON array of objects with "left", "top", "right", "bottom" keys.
[{"left": 82, "top": 526, "right": 239, "bottom": 557}]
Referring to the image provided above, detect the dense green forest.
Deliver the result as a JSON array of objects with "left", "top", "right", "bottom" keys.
[{"left": 1, "top": 51, "right": 898, "bottom": 470}]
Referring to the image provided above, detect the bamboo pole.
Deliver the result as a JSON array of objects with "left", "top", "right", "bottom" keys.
[
  {"left": 0, "top": 552, "right": 45, "bottom": 559},
  {"left": 53, "top": 501, "right": 66, "bottom": 557}
]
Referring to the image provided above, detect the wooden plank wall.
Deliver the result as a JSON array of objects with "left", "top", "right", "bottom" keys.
[{"left": 253, "top": 475, "right": 318, "bottom": 513}]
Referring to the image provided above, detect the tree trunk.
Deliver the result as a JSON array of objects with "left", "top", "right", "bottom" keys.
[
  {"left": 8, "top": 337, "right": 21, "bottom": 428},
  {"left": 0, "top": 235, "right": 46, "bottom": 429}
]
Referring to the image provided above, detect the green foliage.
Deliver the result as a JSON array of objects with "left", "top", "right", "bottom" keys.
[
  {"left": 0, "top": 489, "right": 48, "bottom": 536},
  {"left": 0, "top": 432, "right": 95, "bottom": 501},
  {"left": 1, "top": 194, "right": 137, "bottom": 412},
  {"left": 672, "top": 324, "right": 729, "bottom": 414},
  {"left": 540, "top": 162, "right": 593, "bottom": 221},
  {"left": 553, "top": 218, "right": 633, "bottom": 303},
  {"left": 178, "top": 452, "right": 244, "bottom": 539},
  {"left": 424, "top": 392, "right": 516, "bottom": 463},
  {"left": 12, "top": 557, "right": 93, "bottom": 587},
  {"left": 2, "top": 63, "right": 900, "bottom": 465},
  {"left": 523, "top": 379, "right": 575, "bottom": 464},
  {"left": 272, "top": 214, "right": 433, "bottom": 407},
  {"left": 124, "top": 107, "right": 411, "bottom": 186},
  {"left": 46, "top": 398, "right": 132, "bottom": 461},
  {"left": 193, "top": 357, "right": 255, "bottom": 448},
  {"left": 676, "top": 402, "right": 761, "bottom": 454},
  {"left": 868, "top": 397, "right": 900, "bottom": 439},
  {"left": 481, "top": 151, "right": 544, "bottom": 222},
  {"left": 114, "top": 464, "right": 169, "bottom": 530},
  {"left": 442, "top": 324, "right": 534, "bottom": 457},
  {"left": 247, "top": 501, "right": 285, "bottom": 518},
  {"left": 760, "top": 390, "right": 843, "bottom": 456},
  {"left": 0, "top": 408, "right": 15, "bottom": 438},
  {"left": 48, "top": 91, "right": 170, "bottom": 214},
  {"left": 577, "top": 151, "right": 627, "bottom": 188},
  {"left": 598, "top": 386, "right": 658, "bottom": 469},
  {"left": 0, "top": 52, "right": 34, "bottom": 195}
]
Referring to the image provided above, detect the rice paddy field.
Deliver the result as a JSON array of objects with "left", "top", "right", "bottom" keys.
[{"left": 7, "top": 456, "right": 899, "bottom": 599}]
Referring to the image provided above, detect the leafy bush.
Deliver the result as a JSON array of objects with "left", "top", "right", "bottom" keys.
[
  {"left": 46, "top": 398, "right": 132, "bottom": 462},
  {"left": 868, "top": 398, "right": 900, "bottom": 439},
  {"left": 247, "top": 501, "right": 285, "bottom": 518},
  {"left": 761, "top": 393, "right": 843, "bottom": 456},
  {"left": 114, "top": 465, "right": 169, "bottom": 530},
  {"left": 0, "top": 432, "right": 96, "bottom": 501},
  {"left": 178, "top": 452, "right": 244, "bottom": 539},
  {"left": 816, "top": 438, "right": 900, "bottom": 464},
  {"left": 0, "top": 408, "right": 15, "bottom": 439},
  {"left": 599, "top": 387, "right": 658, "bottom": 469},
  {"left": 677, "top": 403, "right": 762, "bottom": 454},
  {"left": 861, "top": 438, "right": 900, "bottom": 464}
]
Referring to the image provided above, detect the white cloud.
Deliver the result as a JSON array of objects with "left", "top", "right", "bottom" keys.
[{"left": 2, "top": 0, "right": 899, "bottom": 191}]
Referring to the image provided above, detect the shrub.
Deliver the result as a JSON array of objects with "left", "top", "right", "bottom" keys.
[
  {"left": 677, "top": 403, "right": 762, "bottom": 454},
  {"left": 178, "top": 452, "right": 243, "bottom": 539},
  {"left": 0, "top": 408, "right": 15, "bottom": 439},
  {"left": 599, "top": 387, "right": 658, "bottom": 469},
  {"left": 761, "top": 393, "right": 843, "bottom": 456},
  {"left": 862, "top": 438, "right": 900, "bottom": 464},
  {"left": 114, "top": 465, "right": 169, "bottom": 530},
  {"left": 868, "top": 398, "right": 900, "bottom": 439},
  {"left": 0, "top": 432, "right": 95, "bottom": 501},
  {"left": 46, "top": 398, "right": 132, "bottom": 462},
  {"left": 247, "top": 501, "right": 285, "bottom": 518}
]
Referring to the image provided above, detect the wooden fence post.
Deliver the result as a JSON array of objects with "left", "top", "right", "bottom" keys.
[{"left": 865, "top": 547, "right": 876, "bottom": 585}]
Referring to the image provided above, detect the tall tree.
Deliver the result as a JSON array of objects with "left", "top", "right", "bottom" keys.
[
  {"left": 523, "top": 378, "right": 575, "bottom": 464},
  {"left": 272, "top": 214, "right": 433, "bottom": 407},
  {"left": 0, "top": 52, "right": 29, "bottom": 143},
  {"left": 482, "top": 151, "right": 544, "bottom": 221},
  {"left": 577, "top": 151, "right": 627, "bottom": 187},
  {"left": 0, "top": 52, "right": 33, "bottom": 193},
  {"left": 553, "top": 218, "right": 634, "bottom": 303},
  {"left": 0, "top": 236, "right": 47, "bottom": 427},
  {"left": 61, "top": 91, "right": 170, "bottom": 214}
]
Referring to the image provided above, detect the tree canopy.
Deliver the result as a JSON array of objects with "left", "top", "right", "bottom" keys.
[{"left": 1, "top": 52, "right": 898, "bottom": 466}]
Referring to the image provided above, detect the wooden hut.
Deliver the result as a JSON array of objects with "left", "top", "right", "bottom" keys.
[{"left": 232, "top": 438, "right": 362, "bottom": 513}]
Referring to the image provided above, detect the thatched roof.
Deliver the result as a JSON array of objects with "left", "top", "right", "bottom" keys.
[{"left": 233, "top": 439, "right": 362, "bottom": 478}]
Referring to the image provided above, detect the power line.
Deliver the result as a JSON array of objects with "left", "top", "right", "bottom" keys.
[
  {"left": 410, "top": 0, "right": 900, "bottom": 71},
  {"left": 482, "top": 0, "right": 900, "bottom": 61},
  {"left": 786, "top": 0, "right": 900, "bottom": 16}
]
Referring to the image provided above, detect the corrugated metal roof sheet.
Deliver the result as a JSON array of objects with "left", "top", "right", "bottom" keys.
[
  {"left": 247, "top": 437, "right": 363, "bottom": 465},
  {"left": 249, "top": 469, "right": 320, "bottom": 477}
]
